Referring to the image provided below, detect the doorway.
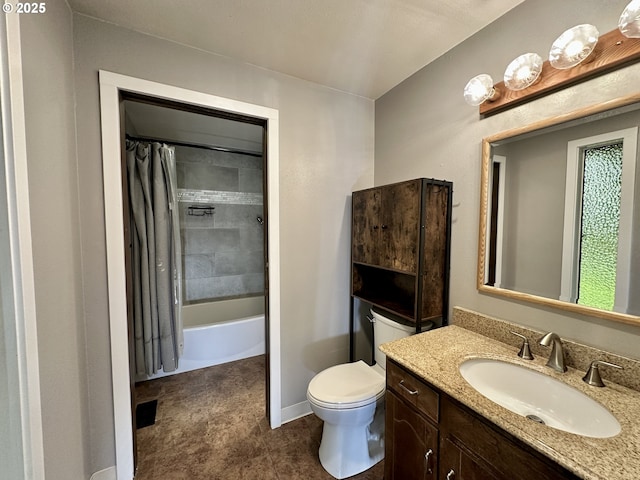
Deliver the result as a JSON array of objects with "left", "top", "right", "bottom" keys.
[
  {"left": 123, "top": 94, "right": 269, "bottom": 471},
  {"left": 100, "top": 71, "right": 282, "bottom": 480}
]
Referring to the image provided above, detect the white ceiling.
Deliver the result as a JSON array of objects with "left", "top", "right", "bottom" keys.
[{"left": 67, "top": 0, "right": 525, "bottom": 99}]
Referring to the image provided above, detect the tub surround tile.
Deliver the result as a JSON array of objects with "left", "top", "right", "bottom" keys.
[
  {"left": 380, "top": 319, "right": 640, "bottom": 480},
  {"left": 183, "top": 254, "right": 215, "bottom": 279},
  {"left": 178, "top": 189, "right": 263, "bottom": 206},
  {"left": 176, "top": 144, "right": 265, "bottom": 304},
  {"left": 184, "top": 273, "right": 264, "bottom": 301},
  {"left": 239, "top": 167, "right": 264, "bottom": 194},
  {"left": 215, "top": 250, "right": 264, "bottom": 275},
  {"left": 184, "top": 228, "right": 240, "bottom": 254},
  {"left": 452, "top": 307, "right": 640, "bottom": 392}
]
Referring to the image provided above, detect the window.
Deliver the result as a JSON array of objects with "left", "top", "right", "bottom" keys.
[{"left": 561, "top": 128, "right": 638, "bottom": 312}]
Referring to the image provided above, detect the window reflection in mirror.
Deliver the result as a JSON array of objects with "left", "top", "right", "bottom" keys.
[
  {"left": 562, "top": 130, "right": 637, "bottom": 313},
  {"left": 479, "top": 93, "right": 640, "bottom": 324}
]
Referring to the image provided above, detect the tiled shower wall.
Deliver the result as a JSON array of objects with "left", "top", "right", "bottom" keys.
[{"left": 176, "top": 145, "right": 264, "bottom": 303}]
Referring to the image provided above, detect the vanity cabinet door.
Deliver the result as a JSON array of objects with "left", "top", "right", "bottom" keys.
[
  {"left": 439, "top": 438, "right": 499, "bottom": 480},
  {"left": 385, "top": 390, "right": 438, "bottom": 480},
  {"left": 440, "top": 396, "right": 579, "bottom": 480}
]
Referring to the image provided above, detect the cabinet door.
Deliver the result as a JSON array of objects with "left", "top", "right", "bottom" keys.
[
  {"left": 379, "top": 180, "right": 421, "bottom": 272},
  {"left": 352, "top": 188, "right": 381, "bottom": 265},
  {"left": 385, "top": 390, "right": 438, "bottom": 480},
  {"left": 440, "top": 397, "right": 579, "bottom": 480},
  {"left": 439, "top": 438, "right": 499, "bottom": 480}
]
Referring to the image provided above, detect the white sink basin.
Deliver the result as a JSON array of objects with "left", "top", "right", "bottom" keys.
[{"left": 459, "top": 358, "right": 620, "bottom": 438}]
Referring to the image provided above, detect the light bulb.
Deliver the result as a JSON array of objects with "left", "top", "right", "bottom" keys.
[
  {"left": 564, "top": 40, "right": 585, "bottom": 58},
  {"left": 504, "top": 53, "right": 543, "bottom": 91},
  {"left": 463, "top": 74, "right": 497, "bottom": 106},
  {"left": 619, "top": 0, "right": 640, "bottom": 38},
  {"left": 549, "top": 24, "right": 599, "bottom": 69}
]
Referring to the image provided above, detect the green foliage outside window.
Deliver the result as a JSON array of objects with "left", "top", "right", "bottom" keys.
[{"left": 577, "top": 142, "right": 622, "bottom": 311}]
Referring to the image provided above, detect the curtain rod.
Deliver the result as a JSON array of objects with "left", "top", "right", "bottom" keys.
[{"left": 125, "top": 134, "right": 263, "bottom": 158}]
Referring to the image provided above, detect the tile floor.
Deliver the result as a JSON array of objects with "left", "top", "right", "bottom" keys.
[{"left": 134, "top": 355, "right": 384, "bottom": 479}]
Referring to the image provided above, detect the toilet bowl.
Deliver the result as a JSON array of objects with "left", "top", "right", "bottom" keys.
[{"left": 307, "top": 309, "right": 425, "bottom": 479}]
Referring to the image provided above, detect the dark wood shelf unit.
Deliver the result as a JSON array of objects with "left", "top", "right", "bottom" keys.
[
  {"left": 350, "top": 177, "right": 452, "bottom": 332},
  {"left": 349, "top": 178, "right": 452, "bottom": 362}
]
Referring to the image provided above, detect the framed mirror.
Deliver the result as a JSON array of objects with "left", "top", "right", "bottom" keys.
[{"left": 478, "top": 92, "right": 640, "bottom": 326}]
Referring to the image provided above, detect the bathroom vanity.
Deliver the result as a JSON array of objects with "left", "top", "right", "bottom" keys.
[
  {"left": 385, "top": 359, "right": 578, "bottom": 480},
  {"left": 381, "top": 310, "right": 640, "bottom": 480}
]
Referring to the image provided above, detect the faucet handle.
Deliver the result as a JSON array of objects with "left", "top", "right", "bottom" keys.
[
  {"left": 510, "top": 331, "right": 534, "bottom": 360},
  {"left": 582, "top": 360, "right": 622, "bottom": 387}
]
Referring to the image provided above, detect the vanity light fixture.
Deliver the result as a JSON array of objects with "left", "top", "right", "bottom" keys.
[
  {"left": 619, "top": 0, "right": 640, "bottom": 38},
  {"left": 549, "top": 24, "right": 599, "bottom": 69},
  {"left": 463, "top": 74, "right": 499, "bottom": 106},
  {"left": 503, "top": 53, "right": 543, "bottom": 91},
  {"left": 464, "top": 4, "right": 640, "bottom": 115}
]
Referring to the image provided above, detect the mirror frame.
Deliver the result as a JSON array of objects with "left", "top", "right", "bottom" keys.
[{"left": 477, "top": 91, "right": 640, "bottom": 327}]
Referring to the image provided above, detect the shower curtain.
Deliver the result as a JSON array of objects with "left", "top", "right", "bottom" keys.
[{"left": 126, "top": 140, "right": 183, "bottom": 375}]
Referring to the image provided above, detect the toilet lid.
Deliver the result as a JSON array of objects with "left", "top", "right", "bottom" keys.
[{"left": 307, "top": 360, "right": 385, "bottom": 409}]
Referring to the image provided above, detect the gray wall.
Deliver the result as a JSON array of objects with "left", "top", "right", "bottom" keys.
[
  {"left": 375, "top": 0, "right": 640, "bottom": 358},
  {"left": 19, "top": 3, "right": 90, "bottom": 479},
  {"left": 176, "top": 145, "right": 265, "bottom": 303},
  {"left": 72, "top": 13, "right": 374, "bottom": 473},
  {"left": 501, "top": 134, "right": 566, "bottom": 297}
]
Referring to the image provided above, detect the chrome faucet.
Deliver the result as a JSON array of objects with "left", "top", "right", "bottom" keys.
[{"left": 539, "top": 332, "right": 567, "bottom": 373}]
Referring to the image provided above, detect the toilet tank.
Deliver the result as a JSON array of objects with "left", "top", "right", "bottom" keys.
[{"left": 371, "top": 309, "right": 416, "bottom": 368}]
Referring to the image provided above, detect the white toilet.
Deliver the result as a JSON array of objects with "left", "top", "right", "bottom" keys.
[{"left": 306, "top": 309, "right": 424, "bottom": 479}]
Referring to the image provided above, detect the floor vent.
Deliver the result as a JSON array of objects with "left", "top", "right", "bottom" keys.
[{"left": 136, "top": 399, "right": 158, "bottom": 429}]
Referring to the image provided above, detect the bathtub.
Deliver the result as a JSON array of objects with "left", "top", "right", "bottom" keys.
[{"left": 136, "top": 314, "right": 265, "bottom": 381}]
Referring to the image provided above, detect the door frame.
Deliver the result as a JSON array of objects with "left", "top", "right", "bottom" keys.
[
  {"left": 1, "top": 13, "right": 45, "bottom": 479},
  {"left": 99, "top": 71, "right": 282, "bottom": 480}
]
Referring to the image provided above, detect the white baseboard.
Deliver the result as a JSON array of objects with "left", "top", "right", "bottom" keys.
[
  {"left": 90, "top": 466, "right": 117, "bottom": 480},
  {"left": 281, "top": 400, "right": 312, "bottom": 424}
]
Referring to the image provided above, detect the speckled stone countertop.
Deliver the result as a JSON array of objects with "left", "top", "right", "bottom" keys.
[{"left": 380, "top": 325, "right": 640, "bottom": 480}]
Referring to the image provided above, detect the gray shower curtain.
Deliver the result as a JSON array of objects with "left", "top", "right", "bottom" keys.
[{"left": 126, "top": 140, "right": 183, "bottom": 375}]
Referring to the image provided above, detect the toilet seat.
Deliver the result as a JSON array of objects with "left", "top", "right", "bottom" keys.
[{"left": 307, "top": 360, "right": 385, "bottom": 410}]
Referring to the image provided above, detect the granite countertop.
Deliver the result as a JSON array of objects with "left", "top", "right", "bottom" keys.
[{"left": 380, "top": 325, "right": 640, "bottom": 480}]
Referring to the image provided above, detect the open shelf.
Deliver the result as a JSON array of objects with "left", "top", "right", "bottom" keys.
[{"left": 352, "top": 263, "right": 417, "bottom": 321}]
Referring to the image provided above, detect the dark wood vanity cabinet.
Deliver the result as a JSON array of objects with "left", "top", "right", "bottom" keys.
[
  {"left": 386, "top": 360, "right": 580, "bottom": 480},
  {"left": 385, "top": 390, "right": 438, "bottom": 480},
  {"left": 439, "top": 438, "right": 499, "bottom": 480},
  {"left": 385, "top": 361, "right": 439, "bottom": 480},
  {"left": 351, "top": 178, "right": 452, "bottom": 325}
]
